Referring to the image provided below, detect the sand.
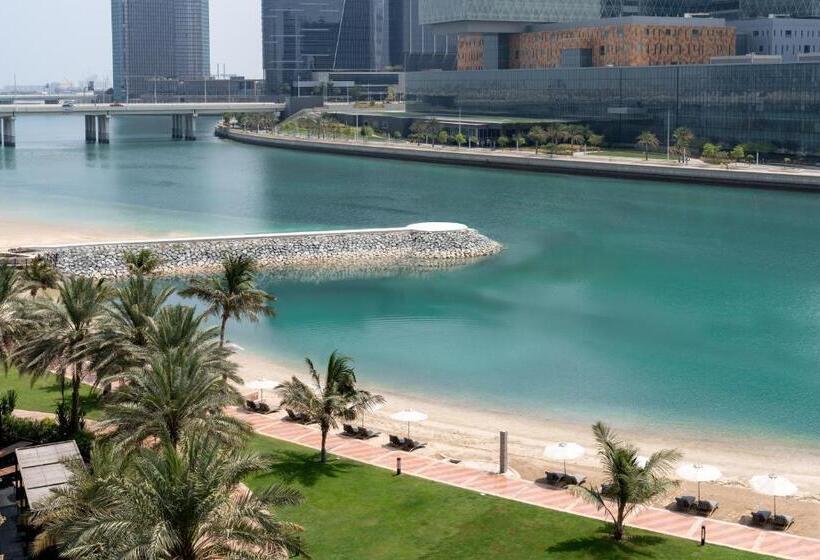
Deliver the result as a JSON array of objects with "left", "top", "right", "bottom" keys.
[{"left": 233, "top": 351, "right": 820, "bottom": 538}]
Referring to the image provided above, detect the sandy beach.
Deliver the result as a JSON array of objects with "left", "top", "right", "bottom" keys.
[{"left": 233, "top": 351, "right": 820, "bottom": 538}]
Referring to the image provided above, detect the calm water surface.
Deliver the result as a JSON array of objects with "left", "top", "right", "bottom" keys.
[{"left": 3, "top": 115, "right": 820, "bottom": 442}]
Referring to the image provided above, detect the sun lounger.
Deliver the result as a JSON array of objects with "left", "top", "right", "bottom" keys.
[
  {"left": 544, "top": 471, "right": 563, "bottom": 486},
  {"left": 245, "top": 400, "right": 258, "bottom": 412},
  {"left": 696, "top": 500, "right": 719, "bottom": 516},
  {"left": 285, "top": 408, "right": 312, "bottom": 423},
  {"left": 256, "top": 402, "right": 276, "bottom": 414},
  {"left": 750, "top": 510, "right": 771, "bottom": 525},
  {"left": 403, "top": 438, "right": 426, "bottom": 452},
  {"left": 342, "top": 424, "right": 359, "bottom": 437},
  {"left": 562, "top": 473, "right": 586, "bottom": 486},
  {"left": 770, "top": 514, "right": 794, "bottom": 530},
  {"left": 389, "top": 435, "right": 405, "bottom": 448},
  {"left": 675, "top": 495, "right": 697, "bottom": 511},
  {"left": 357, "top": 427, "right": 380, "bottom": 440}
]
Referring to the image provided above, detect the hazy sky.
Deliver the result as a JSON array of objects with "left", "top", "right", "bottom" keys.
[{"left": 0, "top": 0, "right": 263, "bottom": 87}]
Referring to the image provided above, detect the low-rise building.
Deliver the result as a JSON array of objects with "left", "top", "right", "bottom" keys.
[{"left": 732, "top": 17, "right": 820, "bottom": 60}]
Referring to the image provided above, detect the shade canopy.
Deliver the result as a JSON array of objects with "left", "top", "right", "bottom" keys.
[
  {"left": 390, "top": 409, "right": 428, "bottom": 423},
  {"left": 750, "top": 474, "right": 797, "bottom": 497},
  {"left": 636, "top": 455, "right": 649, "bottom": 469},
  {"left": 246, "top": 379, "right": 277, "bottom": 391},
  {"left": 224, "top": 342, "right": 245, "bottom": 352},
  {"left": 543, "top": 442, "right": 585, "bottom": 462},
  {"left": 676, "top": 463, "right": 722, "bottom": 483}
]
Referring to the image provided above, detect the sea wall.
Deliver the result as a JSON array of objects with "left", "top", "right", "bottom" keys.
[
  {"left": 13, "top": 224, "right": 503, "bottom": 278},
  {"left": 216, "top": 127, "right": 820, "bottom": 192}
]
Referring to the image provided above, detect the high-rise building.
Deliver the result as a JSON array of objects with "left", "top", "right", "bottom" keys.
[
  {"left": 393, "top": 0, "right": 457, "bottom": 71},
  {"left": 111, "top": 0, "right": 210, "bottom": 101}
]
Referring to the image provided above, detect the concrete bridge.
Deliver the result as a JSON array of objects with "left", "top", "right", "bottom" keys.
[{"left": 0, "top": 102, "right": 284, "bottom": 146}]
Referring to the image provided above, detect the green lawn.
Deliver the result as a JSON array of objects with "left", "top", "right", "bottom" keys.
[
  {"left": 2, "top": 367, "right": 103, "bottom": 419},
  {"left": 594, "top": 149, "right": 669, "bottom": 161},
  {"left": 245, "top": 436, "right": 771, "bottom": 560}
]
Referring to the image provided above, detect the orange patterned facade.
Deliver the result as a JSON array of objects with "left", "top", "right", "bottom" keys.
[{"left": 457, "top": 23, "right": 735, "bottom": 70}]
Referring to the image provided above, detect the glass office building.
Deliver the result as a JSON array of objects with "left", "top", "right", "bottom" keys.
[
  {"left": 419, "top": 0, "right": 602, "bottom": 26},
  {"left": 406, "top": 62, "right": 820, "bottom": 153},
  {"left": 111, "top": 0, "right": 210, "bottom": 101}
]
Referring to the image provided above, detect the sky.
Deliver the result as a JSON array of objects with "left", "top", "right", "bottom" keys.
[{"left": 0, "top": 0, "right": 263, "bottom": 87}]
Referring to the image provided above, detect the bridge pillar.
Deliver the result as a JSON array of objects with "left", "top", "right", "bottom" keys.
[
  {"left": 85, "top": 115, "right": 97, "bottom": 143},
  {"left": 2, "top": 116, "right": 15, "bottom": 147},
  {"left": 171, "top": 114, "right": 182, "bottom": 139},
  {"left": 97, "top": 115, "right": 110, "bottom": 144},
  {"left": 184, "top": 113, "right": 197, "bottom": 141}
]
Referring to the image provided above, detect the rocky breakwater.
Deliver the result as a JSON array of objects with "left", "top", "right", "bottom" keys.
[{"left": 13, "top": 223, "right": 503, "bottom": 278}]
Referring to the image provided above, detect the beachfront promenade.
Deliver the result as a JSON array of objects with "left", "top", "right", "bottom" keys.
[
  {"left": 233, "top": 407, "right": 820, "bottom": 560},
  {"left": 217, "top": 126, "right": 820, "bottom": 191}
]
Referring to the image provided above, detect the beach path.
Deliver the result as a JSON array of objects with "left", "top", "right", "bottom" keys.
[{"left": 231, "top": 407, "right": 820, "bottom": 560}]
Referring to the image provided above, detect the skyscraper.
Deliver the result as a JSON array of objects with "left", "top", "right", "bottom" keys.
[{"left": 111, "top": 0, "right": 210, "bottom": 101}]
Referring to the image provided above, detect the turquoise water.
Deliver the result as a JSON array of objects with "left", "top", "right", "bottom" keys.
[{"left": 3, "top": 115, "right": 820, "bottom": 442}]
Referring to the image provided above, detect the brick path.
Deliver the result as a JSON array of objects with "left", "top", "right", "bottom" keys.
[{"left": 234, "top": 408, "right": 820, "bottom": 560}]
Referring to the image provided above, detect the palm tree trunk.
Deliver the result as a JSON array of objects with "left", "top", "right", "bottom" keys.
[
  {"left": 644, "top": 146, "right": 648, "bottom": 161},
  {"left": 60, "top": 367, "right": 66, "bottom": 404},
  {"left": 219, "top": 312, "right": 229, "bottom": 348},
  {"left": 320, "top": 426, "right": 328, "bottom": 463},
  {"left": 613, "top": 503, "right": 627, "bottom": 541},
  {"left": 70, "top": 363, "right": 82, "bottom": 434}
]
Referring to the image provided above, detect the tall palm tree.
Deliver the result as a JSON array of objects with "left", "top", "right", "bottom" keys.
[
  {"left": 673, "top": 127, "right": 695, "bottom": 163},
  {"left": 123, "top": 248, "right": 161, "bottom": 276},
  {"left": 99, "top": 347, "right": 249, "bottom": 449},
  {"left": 567, "top": 125, "right": 587, "bottom": 150},
  {"left": 32, "top": 437, "right": 307, "bottom": 560},
  {"left": 0, "top": 264, "right": 26, "bottom": 371},
  {"left": 573, "top": 422, "right": 680, "bottom": 541},
  {"left": 15, "top": 277, "right": 111, "bottom": 433},
  {"left": 636, "top": 131, "right": 661, "bottom": 161},
  {"left": 277, "top": 351, "right": 384, "bottom": 463},
  {"left": 23, "top": 256, "right": 61, "bottom": 298},
  {"left": 180, "top": 255, "right": 275, "bottom": 348}
]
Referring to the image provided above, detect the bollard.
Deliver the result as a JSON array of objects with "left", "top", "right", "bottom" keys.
[
  {"left": 700, "top": 525, "right": 706, "bottom": 546},
  {"left": 499, "top": 431, "right": 508, "bottom": 474},
  {"left": 396, "top": 457, "right": 402, "bottom": 476}
]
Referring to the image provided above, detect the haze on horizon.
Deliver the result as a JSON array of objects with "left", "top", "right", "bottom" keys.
[{"left": 0, "top": 0, "right": 263, "bottom": 87}]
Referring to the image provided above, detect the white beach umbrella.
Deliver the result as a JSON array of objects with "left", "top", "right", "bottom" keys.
[
  {"left": 676, "top": 463, "right": 722, "bottom": 501},
  {"left": 543, "top": 442, "right": 585, "bottom": 474},
  {"left": 246, "top": 379, "right": 277, "bottom": 401},
  {"left": 390, "top": 409, "right": 428, "bottom": 437},
  {"left": 224, "top": 342, "right": 245, "bottom": 352},
  {"left": 636, "top": 455, "right": 649, "bottom": 469},
  {"left": 750, "top": 474, "right": 798, "bottom": 516}
]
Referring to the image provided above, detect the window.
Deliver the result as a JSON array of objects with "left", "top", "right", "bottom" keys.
[{"left": 786, "top": 30, "right": 792, "bottom": 37}]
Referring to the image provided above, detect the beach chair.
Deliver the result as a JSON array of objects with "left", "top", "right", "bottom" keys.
[
  {"left": 286, "top": 409, "right": 298, "bottom": 421},
  {"left": 343, "top": 424, "right": 359, "bottom": 437},
  {"left": 404, "top": 438, "right": 426, "bottom": 452},
  {"left": 562, "top": 473, "right": 586, "bottom": 486},
  {"left": 358, "top": 427, "right": 380, "bottom": 439},
  {"left": 257, "top": 402, "right": 274, "bottom": 414},
  {"left": 770, "top": 514, "right": 794, "bottom": 531},
  {"left": 675, "top": 495, "right": 697, "bottom": 511},
  {"left": 750, "top": 510, "right": 771, "bottom": 526},
  {"left": 544, "top": 471, "right": 563, "bottom": 486},
  {"left": 389, "top": 435, "right": 405, "bottom": 448},
  {"left": 245, "top": 400, "right": 258, "bottom": 412},
  {"left": 696, "top": 500, "right": 719, "bottom": 516}
]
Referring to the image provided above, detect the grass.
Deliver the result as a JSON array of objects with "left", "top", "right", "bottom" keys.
[
  {"left": 4, "top": 376, "right": 772, "bottom": 559},
  {"left": 2, "top": 367, "right": 103, "bottom": 420},
  {"left": 245, "top": 435, "right": 771, "bottom": 560},
  {"left": 594, "top": 149, "right": 670, "bottom": 161}
]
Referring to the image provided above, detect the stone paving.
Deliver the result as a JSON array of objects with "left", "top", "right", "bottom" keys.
[{"left": 234, "top": 408, "right": 820, "bottom": 560}]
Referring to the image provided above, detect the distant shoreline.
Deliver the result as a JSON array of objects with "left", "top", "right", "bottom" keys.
[{"left": 216, "top": 126, "right": 820, "bottom": 192}]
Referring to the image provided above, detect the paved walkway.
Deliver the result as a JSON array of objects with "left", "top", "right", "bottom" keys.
[{"left": 233, "top": 408, "right": 820, "bottom": 560}]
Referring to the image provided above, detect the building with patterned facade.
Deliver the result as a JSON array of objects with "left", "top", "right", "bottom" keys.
[
  {"left": 457, "top": 17, "right": 734, "bottom": 70},
  {"left": 111, "top": 0, "right": 210, "bottom": 101}
]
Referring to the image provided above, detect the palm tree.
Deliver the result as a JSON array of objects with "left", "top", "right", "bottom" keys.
[
  {"left": 527, "top": 126, "right": 548, "bottom": 154},
  {"left": 99, "top": 347, "right": 249, "bottom": 449},
  {"left": 15, "top": 277, "right": 111, "bottom": 434},
  {"left": 513, "top": 133, "right": 527, "bottom": 151},
  {"left": 673, "top": 127, "right": 695, "bottom": 163},
  {"left": 123, "top": 248, "right": 161, "bottom": 276},
  {"left": 566, "top": 125, "right": 587, "bottom": 150},
  {"left": 0, "top": 264, "right": 26, "bottom": 371},
  {"left": 32, "top": 437, "right": 307, "bottom": 560},
  {"left": 180, "top": 255, "right": 275, "bottom": 348},
  {"left": 573, "top": 422, "right": 680, "bottom": 541},
  {"left": 277, "top": 351, "right": 384, "bottom": 463},
  {"left": 23, "top": 256, "right": 61, "bottom": 297},
  {"left": 636, "top": 131, "right": 661, "bottom": 161}
]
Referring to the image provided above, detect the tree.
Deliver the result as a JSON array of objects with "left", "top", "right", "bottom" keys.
[
  {"left": 123, "top": 249, "right": 161, "bottom": 276},
  {"left": 32, "top": 438, "right": 307, "bottom": 559},
  {"left": 427, "top": 119, "right": 442, "bottom": 145},
  {"left": 15, "top": 277, "right": 111, "bottom": 434},
  {"left": 574, "top": 422, "right": 680, "bottom": 541},
  {"left": 701, "top": 142, "right": 720, "bottom": 160},
  {"left": 587, "top": 133, "right": 604, "bottom": 148},
  {"left": 277, "top": 351, "right": 384, "bottom": 463},
  {"left": 453, "top": 132, "right": 466, "bottom": 148},
  {"left": 636, "top": 131, "right": 660, "bottom": 161},
  {"left": 730, "top": 144, "right": 746, "bottom": 163},
  {"left": 0, "top": 264, "right": 26, "bottom": 371},
  {"left": 99, "top": 348, "right": 249, "bottom": 449},
  {"left": 0, "top": 389, "right": 16, "bottom": 441},
  {"left": 23, "top": 256, "right": 61, "bottom": 297},
  {"left": 392, "top": 130, "right": 403, "bottom": 141},
  {"left": 468, "top": 134, "right": 479, "bottom": 148},
  {"left": 437, "top": 130, "right": 449, "bottom": 146},
  {"left": 409, "top": 121, "right": 427, "bottom": 146},
  {"left": 497, "top": 135, "right": 510, "bottom": 149},
  {"left": 672, "top": 127, "right": 695, "bottom": 164},
  {"left": 180, "top": 255, "right": 275, "bottom": 348},
  {"left": 567, "top": 125, "right": 587, "bottom": 150},
  {"left": 361, "top": 125, "right": 375, "bottom": 141},
  {"left": 513, "top": 133, "right": 527, "bottom": 151},
  {"left": 527, "top": 126, "right": 548, "bottom": 154}
]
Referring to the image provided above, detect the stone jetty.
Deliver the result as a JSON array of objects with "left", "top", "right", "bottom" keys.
[{"left": 10, "top": 223, "right": 503, "bottom": 278}]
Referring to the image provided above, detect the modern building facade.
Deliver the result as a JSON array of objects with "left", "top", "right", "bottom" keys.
[
  {"left": 406, "top": 61, "right": 820, "bottom": 153},
  {"left": 457, "top": 17, "right": 734, "bottom": 70},
  {"left": 733, "top": 17, "right": 820, "bottom": 60},
  {"left": 393, "top": 0, "right": 458, "bottom": 71},
  {"left": 419, "top": 0, "right": 602, "bottom": 32},
  {"left": 111, "top": 0, "right": 210, "bottom": 101}
]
